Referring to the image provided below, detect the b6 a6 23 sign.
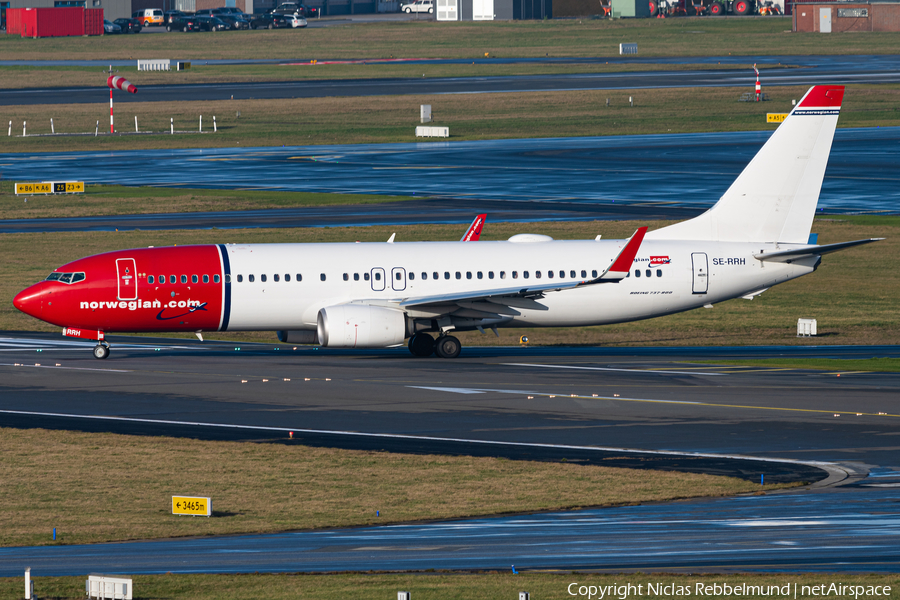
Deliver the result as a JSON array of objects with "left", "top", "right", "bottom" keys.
[
  {"left": 172, "top": 496, "right": 212, "bottom": 517},
  {"left": 15, "top": 181, "right": 84, "bottom": 195}
]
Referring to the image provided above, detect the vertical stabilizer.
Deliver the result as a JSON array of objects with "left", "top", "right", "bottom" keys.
[{"left": 647, "top": 85, "right": 844, "bottom": 243}]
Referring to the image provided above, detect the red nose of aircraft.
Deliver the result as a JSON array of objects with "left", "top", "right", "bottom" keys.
[{"left": 13, "top": 282, "right": 46, "bottom": 320}]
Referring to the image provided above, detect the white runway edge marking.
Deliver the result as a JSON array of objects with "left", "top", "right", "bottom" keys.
[
  {"left": 0, "top": 362, "right": 131, "bottom": 373},
  {"left": 0, "top": 409, "right": 841, "bottom": 474},
  {"left": 407, "top": 386, "right": 701, "bottom": 405},
  {"left": 502, "top": 363, "right": 725, "bottom": 376}
]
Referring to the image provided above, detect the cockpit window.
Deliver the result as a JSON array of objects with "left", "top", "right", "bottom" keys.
[{"left": 46, "top": 272, "right": 85, "bottom": 285}]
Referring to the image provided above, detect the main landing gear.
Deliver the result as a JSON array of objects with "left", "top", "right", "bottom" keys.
[
  {"left": 407, "top": 332, "right": 461, "bottom": 358},
  {"left": 93, "top": 341, "right": 110, "bottom": 360}
]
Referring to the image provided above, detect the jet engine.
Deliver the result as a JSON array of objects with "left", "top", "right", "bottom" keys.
[{"left": 317, "top": 304, "right": 408, "bottom": 348}]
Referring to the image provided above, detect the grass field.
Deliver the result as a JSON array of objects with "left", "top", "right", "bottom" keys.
[
  {"left": 3, "top": 18, "right": 900, "bottom": 62},
  {"left": 3, "top": 84, "right": 899, "bottom": 153},
  {"left": 0, "top": 183, "right": 412, "bottom": 219},
  {"left": 2, "top": 573, "right": 897, "bottom": 600},
  {"left": 0, "top": 427, "right": 789, "bottom": 547},
  {"left": 3, "top": 217, "right": 896, "bottom": 347}
]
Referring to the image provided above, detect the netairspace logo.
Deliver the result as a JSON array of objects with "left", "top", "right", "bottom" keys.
[{"left": 566, "top": 583, "right": 893, "bottom": 600}]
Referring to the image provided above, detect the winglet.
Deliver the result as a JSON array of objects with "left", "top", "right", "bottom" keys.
[
  {"left": 597, "top": 227, "right": 647, "bottom": 281},
  {"left": 461, "top": 214, "right": 487, "bottom": 242}
]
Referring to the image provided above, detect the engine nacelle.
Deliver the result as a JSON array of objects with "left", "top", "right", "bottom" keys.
[
  {"left": 317, "top": 304, "right": 407, "bottom": 348},
  {"left": 276, "top": 330, "right": 318, "bottom": 344}
]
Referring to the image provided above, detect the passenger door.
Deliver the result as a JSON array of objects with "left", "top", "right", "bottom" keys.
[
  {"left": 116, "top": 258, "right": 138, "bottom": 300},
  {"left": 691, "top": 252, "right": 708, "bottom": 294}
]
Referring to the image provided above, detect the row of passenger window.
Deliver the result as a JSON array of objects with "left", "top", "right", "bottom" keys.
[
  {"left": 148, "top": 274, "right": 220, "bottom": 285},
  {"left": 148, "top": 268, "right": 665, "bottom": 286},
  {"left": 229, "top": 269, "right": 604, "bottom": 283}
]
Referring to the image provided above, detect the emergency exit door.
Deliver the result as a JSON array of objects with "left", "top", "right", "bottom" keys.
[
  {"left": 116, "top": 258, "right": 137, "bottom": 300},
  {"left": 691, "top": 253, "right": 708, "bottom": 294}
]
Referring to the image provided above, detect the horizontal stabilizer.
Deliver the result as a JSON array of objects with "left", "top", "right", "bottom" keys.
[{"left": 754, "top": 238, "right": 884, "bottom": 262}]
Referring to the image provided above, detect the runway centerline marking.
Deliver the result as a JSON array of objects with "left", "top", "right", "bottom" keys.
[
  {"left": 404, "top": 387, "right": 900, "bottom": 418},
  {"left": 502, "top": 363, "right": 725, "bottom": 376}
]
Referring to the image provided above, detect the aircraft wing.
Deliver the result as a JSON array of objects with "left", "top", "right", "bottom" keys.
[
  {"left": 754, "top": 238, "right": 883, "bottom": 262},
  {"left": 397, "top": 227, "right": 646, "bottom": 317}
]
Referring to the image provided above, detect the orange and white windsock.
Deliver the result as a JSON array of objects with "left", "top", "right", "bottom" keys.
[
  {"left": 107, "top": 75, "right": 137, "bottom": 94},
  {"left": 754, "top": 63, "right": 760, "bottom": 101}
]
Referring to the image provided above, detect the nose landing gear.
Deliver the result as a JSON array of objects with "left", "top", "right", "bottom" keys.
[{"left": 93, "top": 342, "right": 110, "bottom": 360}]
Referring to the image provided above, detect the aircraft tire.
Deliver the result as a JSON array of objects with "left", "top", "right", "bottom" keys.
[
  {"left": 408, "top": 333, "right": 435, "bottom": 357},
  {"left": 93, "top": 344, "right": 110, "bottom": 359},
  {"left": 434, "top": 335, "right": 461, "bottom": 359}
]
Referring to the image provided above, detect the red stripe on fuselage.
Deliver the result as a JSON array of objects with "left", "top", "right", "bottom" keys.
[{"left": 16, "top": 245, "right": 224, "bottom": 333}]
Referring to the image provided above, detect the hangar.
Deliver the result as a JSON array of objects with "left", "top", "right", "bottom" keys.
[{"left": 792, "top": 0, "right": 900, "bottom": 31}]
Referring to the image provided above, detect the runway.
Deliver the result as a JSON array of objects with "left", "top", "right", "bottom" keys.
[
  {"left": 1, "top": 332, "right": 899, "bottom": 574},
  {"left": 2, "top": 333, "right": 898, "bottom": 470},
  {"left": 2, "top": 488, "right": 898, "bottom": 575},
  {"left": 4, "top": 55, "right": 900, "bottom": 105},
  {"left": 1, "top": 128, "right": 898, "bottom": 235}
]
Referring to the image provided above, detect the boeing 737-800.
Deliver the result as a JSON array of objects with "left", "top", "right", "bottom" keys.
[{"left": 13, "top": 85, "right": 881, "bottom": 359}]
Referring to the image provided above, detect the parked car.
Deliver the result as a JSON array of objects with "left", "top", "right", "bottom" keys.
[
  {"left": 401, "top": 0, "right": 433, "bottom": 12},
  {"left": 132, "top": 8, "right": 164, "bottom": 26},
  {"left": 113, "top": 17, "right": 143, "bottom": 33},
  {"left": 270, "top": 2, "right": 319, "bottom": 17},
  {"left": 249, "top": 12, "right": 291, "bottom": 28},
  {"left": 287, "top": 14, "right": 308, "bottom": 26},
  {"left": 195, "top": 15, "right": 229, "bottom": 30},
  {"left": 166, "top": 14, "right": 201, "bottom": 31},
  {"left": 103, "top": 19, "right": 122, "bottom": 34},
  {"left": 213, "top": 6, "right": 248, "bottom": 15},
  {"left": 164, "top": 10, "right": 187, "bottom": 24},
  {"left": 217, "top": 14, "right": 251, "bottom": 29}
]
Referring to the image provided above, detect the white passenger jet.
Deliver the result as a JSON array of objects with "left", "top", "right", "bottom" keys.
[{"left": 13, "top": 85, "right": 881, "bottom": 359}]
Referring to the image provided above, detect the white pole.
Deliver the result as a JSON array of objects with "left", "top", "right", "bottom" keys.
[
  {"left": 199, "top": 115, "right": 202, "bottom": 133},
  {"left": 135, "top": 116, "right": 138, "bottom": 133},
  {"left": 8, "top": 120, "right": 11, "bottom": 137},
  {"left": 170, "top": 118, "right": 174, "bottom": 134},
  {"left": 95, "top": 121, "right": 99, "bottom": 137},
  {"left": 50, "top": 118, "right": 54, "bottom": 134},
  {"left": 109, "top": 88, "right": 114, "bottom": 134},
  {"left": 25, "top": 568, "right": 31, "bottom": 600},
  {"left": 23, "top": 121, "right": 26, "bottom": 136},
  {"left": 213, "top": 116, "right": 217, "bottom": 133}
]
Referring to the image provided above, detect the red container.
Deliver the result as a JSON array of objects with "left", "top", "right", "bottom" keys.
[
  {"left": 22, "top": 7, "right": 85, "bottom": 37},
  {"left": 84, "top": 8, "right": 104, "bottom": 35},
  {"left": 6, "top": 8, "right": 27, "bottom": 36}
]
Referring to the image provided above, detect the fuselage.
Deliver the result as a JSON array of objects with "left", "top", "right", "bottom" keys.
[{"left": 13, "top": 238, "right": 818, "bottom": 337}]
